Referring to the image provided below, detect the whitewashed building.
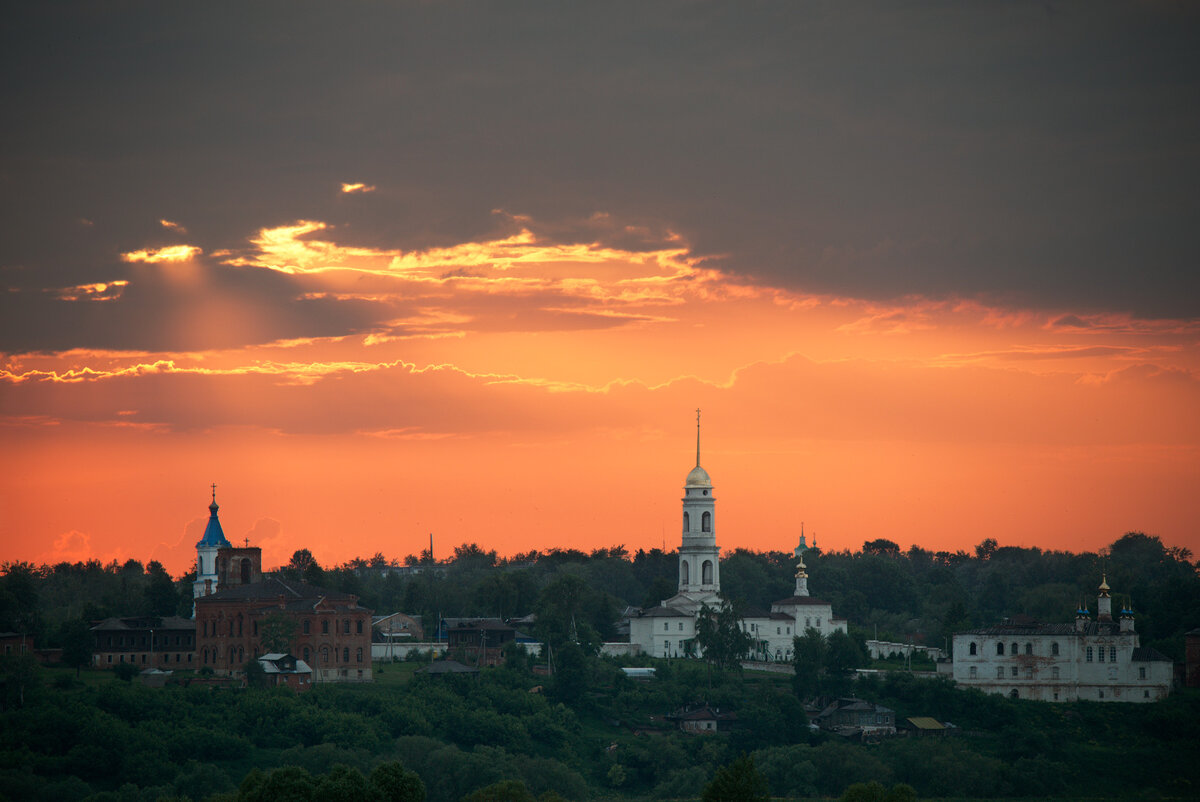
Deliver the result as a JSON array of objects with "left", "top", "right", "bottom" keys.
[
  {"left": 627, "top": 415, "right": 847, "bottom": 660},
  {"left": 950, "top": 576, "right": 1173, "bottom": 702}
]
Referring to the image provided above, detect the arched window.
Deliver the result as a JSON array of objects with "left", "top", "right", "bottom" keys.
[
  {"left": 702, "top": 560, "right": 714, "bottom": 585},
  {"left": 343, "top": 619, "right": 350, "bottom": 635},
  {"left": 240, "top": 558, "right": 251, "bottom": 584},
  {"left": 343, "top": 647, "right": 350, "bottom": 663},
  {"left": 321, "top": 646, "right": 330, "bottom": 664},
  {"left": 683, "top": 512, "right": 690, "bottom": 531},
  {"left": 1051, "top": 642, "right": 1059, "bottom": 656},
  {"left": 303, "top": 619, "right": 310, "bottom": 635},
  {"left": 701, "top": 511, "right": 711, "bottom": 532},
  {"left": 198, "top": 555, "right": 204, "bottom": 574},
  {"left": 1025, "top": 643, "right": 1032, "bottom": 655},
  {"left": 997, "top": 642, "right": 1005, "bottom": 655},
  {"left": 1009, "top": 689, "right": 1019, "bottom": 699},
  {"left": 1010, "top": 642, "right": 1018, "bottom": 655},
  {"left": 969, "top": 642, "right": 977, "bottom": 656},
  {"left": 681, "top": 560, "right": 690, "bottom": 585}
]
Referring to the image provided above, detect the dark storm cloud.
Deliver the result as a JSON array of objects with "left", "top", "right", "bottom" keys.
[
  {"left": 2, "top": 0, "right": 1198, "bottom": 356},
  {"left": 0, "top": 258, "right": 390, "bottom": 353}
]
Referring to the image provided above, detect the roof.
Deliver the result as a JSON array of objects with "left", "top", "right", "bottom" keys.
[
  {"left": 196, "top": 577, "right": 362, "bottom": 608},
  {"left": 905, "top": 717, "right": 944, "bottom": 730},
  {"left": 670, "top": 704, "right": 736, "bottom": 722},
  {"left": 448, "top": 620, "right": 514, "bottom": 632},
  {"left": 1131, "top": 646, "right": 1172, "bottom": 662},
  {"left": 637, "top": 605, "right": 694, "bottom": 618},
  {"left": 959, "top": 621, "right": 1123, "bottom": 637},
  {"left": 818, "top": 697, "right": 894, "bottom": 717},
  {"left": 258, "top": 653, "right": 312, "bottom": 674},
  {"left": 91, "top": 616, "right": 196, "bottom": 632},
  {"left": 196, "top": 501, "right": 232, "bottom": 548},
  {"left": 773, "top": 596, "right": 833, "bottom": 607}
]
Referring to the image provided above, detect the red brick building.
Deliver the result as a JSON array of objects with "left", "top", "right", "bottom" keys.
[{"left": 195, "top": 577, "right": 373, "bottom": 682}]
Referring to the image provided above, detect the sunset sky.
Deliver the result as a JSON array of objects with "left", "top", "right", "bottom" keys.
[{"left": 2, "top": 3, "right": 1198, "bottom": 576}]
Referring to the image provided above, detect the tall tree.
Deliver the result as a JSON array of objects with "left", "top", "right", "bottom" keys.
[{"left": 702, "top": 755, "right": 769, "bottom": 802}]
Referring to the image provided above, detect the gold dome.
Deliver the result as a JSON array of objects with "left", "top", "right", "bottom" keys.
[{"left": 685, "top": 464, "right": 712, "bottom": 487}]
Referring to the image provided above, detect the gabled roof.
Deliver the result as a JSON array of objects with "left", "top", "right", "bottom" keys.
[
  {"left": 773, "top": 596, "right": 834, "bottom": 607},
  {"left": 905, "top": 716, "right": 944, "bottom": 730},
  {"left": 1131, "top": 646, "right": 1172, "bottom": 662},
  {"left": 636, "top": 606, "right": 693, "bottom": 618},
  {"left": 197, "top": 577, "right": 361, "bottom": 607},
  {"left": 91, "top": 616, "right": 195, "bottom": 632}
]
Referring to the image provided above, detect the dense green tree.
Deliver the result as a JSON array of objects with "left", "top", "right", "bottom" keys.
[
  {"left": 59, "top": 617, "right": 93, "bottom": 676},
  {"left": 792, "top": 628, "right": 827, "bottom": 699},
  {"left": 260, "top": 611, "right": 298, "bottom": 654},
  {"left": 696, "top": 601, "right": 753, "bottom": 671},
  {"left": 370, "top": 761, "right": 426, "bottom": 802},
  {"left": 701, "top": 755, "right": 768, "bottom": 802}
]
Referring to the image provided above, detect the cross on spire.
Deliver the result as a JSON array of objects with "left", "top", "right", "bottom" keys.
[{"left": 210, "top": 482, "right": 217, "bottom": 504}]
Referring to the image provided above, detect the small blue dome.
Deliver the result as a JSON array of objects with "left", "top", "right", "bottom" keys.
[{"left": 196, "top": 500, "right": 232, "bottom": 548}]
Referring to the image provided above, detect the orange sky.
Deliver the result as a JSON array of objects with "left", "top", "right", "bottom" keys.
[{"left": 3, "top": 214, "right": 1197, "bottom": 575}]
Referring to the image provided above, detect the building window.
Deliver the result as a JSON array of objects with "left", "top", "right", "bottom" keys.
[
  {"left": 683, "top": 512, "right": 690, "bottom": 531},
  {"left": 969, "top": 666, "right": 977, "bottom": 678},
  {"left": 969, "top": 642, "right": 977, "bottom": 655},
  {"left": 1010, "top": 642, "right": 1018, "bottom": 655},
  {"left": 701, "top": 511, "right": 711, "bottom": 532},
  {"left": 664, "top": 641, "right": 669, "bottom": 655},
  {"left": 356, "top": 648, "right": 363, "bottom": 663},
  {"left": 356, "top": 620, "right": 363, "bottom": 635},
  {"left": 1009, "top": 689, "right": 1018, "bottom": 699},
  {"left": 321, "top": 646, "right": 330, "bottom": 664},
  {"left": 1025, "top": 666, "right": 1033, "bottom": 679},
  {"left": 678, "top": 623, "right": 683, "bottom": 631},
  {"left": 680, "top": 560, "right": 690, "bottom": 585},
  {"left": 1109, "top": 646, "right": 1116, "bottom": 662},
  {"left": 1051, "top": 642, "right": 1059, "bottom": 656},
  {"left": 1052, "top": 667, "right": 1060, "bottom": 679},
  {"left": 322, "top": 620, "right": 329, "bottom": 635},
  {"left": 997, "top": 643, "right": 1005, "bottom": 656},
  {"left": 664, "top": 622, "right": 669, "bottom": 631},
  {"left": 996, "top": 667, "right": 1004, "bottom": 679},
  {"left": 1011, "top": 666, "right": 1018, "bottom": 678},
  {"left": 343, "top": 620, "right": 350, "bottom": 635},
  {"left": 1025, "top": 643, "right": 1032, "bottom": 655},
  {"left": 252, "top": 621, "right": 258, "bottom": 636},
  {"left": 1098, "top": 690, "right": 1104, "bottom": 699},
  {"left": 702, "top": 560, "right": 713, "bottom": 584},
  {"left": 303, "top": 619, "right": 310, "bottom": 635},
  {"left": 1086, "top": 647, "right": 1093, "bottom": 662},
  {"left": 1139, "top": 666, "right": 1146, "bottom": 679},
  {"left": 777, "top": 627, "right": 781, "bottom": 635},
  {"left": 1144, "top": 691, "right": 1150, "bottom": 698},
  {"left": 1098, "top": 648, "right": 1105, "bottom": 663}
]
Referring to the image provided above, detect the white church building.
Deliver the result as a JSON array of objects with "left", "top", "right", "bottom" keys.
[
  {"left": 627, "top": 416, "right": 847, "bottom": 661},
  {"left": 950, "top": 576, "right": 1173, "bottom": 702}
]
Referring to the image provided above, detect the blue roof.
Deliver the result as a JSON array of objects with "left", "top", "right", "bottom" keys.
[{"left": 196, "top": 502, "right": 232, "bottom": 548}]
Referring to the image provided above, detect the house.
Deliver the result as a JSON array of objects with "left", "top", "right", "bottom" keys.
[
  {"left": 444, "top": 618, "right": 516, "bottom": 666},
  {"left": 257, "top": 653, "right": 313, "bottom": 691},
  {"left": 815, "top": 697, "right": 896, "bottom": 737},
  {"left": 374, "top": 612, "right": 424, "bottom": 643},
  {"left": 951, "top": 576, "right": 1173, "bottom": 702},
  {"left": 90, "top": 616, "right": 196, "bottom": 669},
  {"left": 668, "top": 704, "right": 737, "bottom": 734}
]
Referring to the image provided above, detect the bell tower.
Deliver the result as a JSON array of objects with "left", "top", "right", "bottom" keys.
[{"left": 679, "top": 410, "right": 720, "bottom": 597}]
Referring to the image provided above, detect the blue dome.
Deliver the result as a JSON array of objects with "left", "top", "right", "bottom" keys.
[{"left": 196, "top": 501, "right": 232, "bottom": 548}]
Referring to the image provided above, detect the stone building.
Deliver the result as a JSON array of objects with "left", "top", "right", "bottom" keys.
[
  {"left": 950, "top": 576, "right": 1173, "bottom": 702},
  {"left": 627, "top": 415, "right": 847, "bottom": 660},
  {"left": 90, "top": 616, "right": 196, "bottom": 668},
  {"left": 190, "top": 490, "right": 373, "bottom": 682}
]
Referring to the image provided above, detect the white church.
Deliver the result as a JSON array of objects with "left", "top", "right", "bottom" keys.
[{"left": 627, "top": 416, "right": 847, "bottom": 661}]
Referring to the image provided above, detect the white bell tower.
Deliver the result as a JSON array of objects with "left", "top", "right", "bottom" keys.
[{"left": 679, "top": 410, "right": 720, "bottom": 597}]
